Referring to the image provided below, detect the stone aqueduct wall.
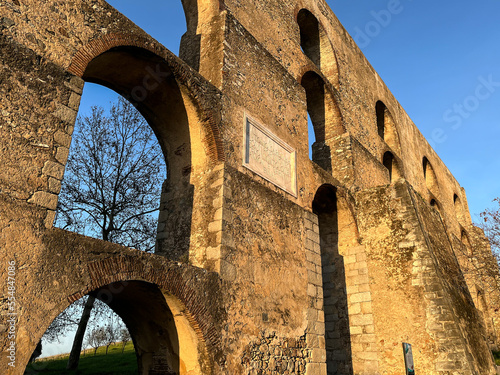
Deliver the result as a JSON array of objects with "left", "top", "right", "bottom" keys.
[{"left": 1, "top": 0, "right": 499, "bottom": 374}]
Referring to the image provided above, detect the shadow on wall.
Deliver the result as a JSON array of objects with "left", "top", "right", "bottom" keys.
[{"left": 313, "top": 184, "right": 354, "bottom": 375}]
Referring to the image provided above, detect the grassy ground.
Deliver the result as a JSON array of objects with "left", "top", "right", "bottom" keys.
[
  {"left": 493, "top": 350, "right": 500, "bottom": 366},
  {"left": 25, "top": 342, "right": 137, "bottom": 374}
]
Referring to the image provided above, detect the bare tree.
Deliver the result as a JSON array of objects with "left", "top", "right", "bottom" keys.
[
  {"left": 480, "top": 198, "right": 500, "bottom": 256},
  {"left": 44, "top": 295, "right": 117, "bottom": 346},
  {"left": 86, "top": 327, "right": 107, "bottom": 356},
  {"left": 103, "top": 323, "right": 120, "bottom": 355},
  {"left": 56, "top": 96, "right": 165, "bottom": 250},
  {"left": 120, "top": 328, "right": 131, "bottom": 353},
  {"left": 55, "top": 96, "right": 166, "bottom": 369},
  {"left": 475, "top": 198, "right": 500, "bottom": 309}
]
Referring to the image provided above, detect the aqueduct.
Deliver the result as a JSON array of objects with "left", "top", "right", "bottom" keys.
[{"left": 1, "top": 0, "right": 499, "bottom": 374}]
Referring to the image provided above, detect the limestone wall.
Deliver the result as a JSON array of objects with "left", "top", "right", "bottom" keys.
[{"left": 1, "top": 0, "right": 498, "bottom": 374}]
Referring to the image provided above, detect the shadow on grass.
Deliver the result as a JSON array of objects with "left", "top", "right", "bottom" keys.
[{"left": 25, "top": 342, "right": 137, "bottom": 375}]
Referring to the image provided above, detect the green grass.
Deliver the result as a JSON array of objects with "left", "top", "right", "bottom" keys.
[
  {"left": 25, "top": 342, "right": 138, "bottom": 374},
  {"left": 493, "top": 350, "right": 500, "bottom": 366}
]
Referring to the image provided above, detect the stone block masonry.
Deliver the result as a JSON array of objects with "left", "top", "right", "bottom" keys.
[{"left": 1, "top": 0, "right": 498, "bottom": 374}]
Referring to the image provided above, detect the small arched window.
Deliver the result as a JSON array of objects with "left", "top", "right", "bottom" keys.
[
  {"left": 297, "top": 9, "right": 339, "bottom": 86},
  {"left": 461, "top": 230, "right": 473, "bottom": 256},
  {"left": 376, "top": 101, "right": 386, "bottom": 139},
  {"left": 297, "top": 9, "right": 320, "bottom": 66}
]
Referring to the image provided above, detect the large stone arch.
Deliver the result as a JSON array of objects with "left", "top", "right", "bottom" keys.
[
  {"left": 65, "top": 34, "right": 224, "bottom": 259},
  {"left": 68, "top": 33, "right": 224, "bottom": 166},
  {"left": 24, "top": 230, "right": 225, "bottom": 374}
]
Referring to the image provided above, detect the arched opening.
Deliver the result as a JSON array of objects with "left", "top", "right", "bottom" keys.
[
  {"left": 313, "top": 184, "right": 354, "bottom": 375},
  {"left": 376, "top": 101, "right": 401, "bottom": 154},
  {"left": 66, "top": 43, "right": 220, "bottom": 260},
  {"left": 453, "top": 229, "right": 473, "bottom": 281},
  {"left": 473, "top": 285, "right": 497, "bottom": 347},
  {"left": 423, "top": 157, "right": 440, "bottom": 200},
  {"left": 430, "top": 198, "right": 444, "bottom": 221},
  {"left": 302, "top": 71, "right": 325, "bottom": 166},
  {"left": 301, "top": 71, "right": 343, "bottom": 171},
  {"left": 31, "top": 281, "right": 206, "bottom": 374},
  {"left": 461, "top": 230, "right": 473, "bottom": 257},
  {"left": 55, "top": 85, "right": 166, "bottom": 251},
  {"left": 179, "top": 0, "right": 222, "bottom": 73},
  {"left": 297, "top": 9, "right": 320, "bottom": 66},
  {"left": 383, "top": 151, "right": 395, "bottom": 183},
  {"left": 30, "top": 294, "right": 135, "bottom": 370},
  {"left": 376, "top": 101, "right": 386, "bottom": 139},
  {"left": 297, "top": 9, "right": 339, "bottom": 86},
  {"left": 476, "top": 287, "right": 488, "bottom": 313}
]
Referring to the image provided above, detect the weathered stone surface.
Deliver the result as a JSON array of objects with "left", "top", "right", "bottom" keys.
[
  {"left": 53, "top": 103, "right": 77, "bottom": 124},
  {"left": 53, "top": 130, "right": 72, "bottom": 148},
  {"left": 1, "top": 1, "right": 499, "bottom": 375},
  {"left": 47, "top": 177, "right": 61, "bottom": 194},
  {"left": 55, "top": 146, "right": 69, "bottom": 164},
  {"left": 41, "top": 161, "right": 65, "bottom": 180},
  {"left": 27, "top": 191, "right": 58, "bottom": 210}
]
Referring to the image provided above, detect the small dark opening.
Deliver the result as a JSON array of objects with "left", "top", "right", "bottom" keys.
[
  {"left": 376, "top": 101, "right": 386, "bottom": 139},
  {"left": 423, "top": 157, "right": 429, "bottom": 179},
  {"left": 302, "top": 71, "right": 326, "bottom": 144},
  {"left": 383, "top": 151, "right": 394, "bottom": 182}
]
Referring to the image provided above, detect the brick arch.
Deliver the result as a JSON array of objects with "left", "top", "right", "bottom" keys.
[
  {"left": 65, "top": 254, "right": 224, "bottom": 360},
  {"left": 68, "top": 33, "right": 224, "bottom": 165}
]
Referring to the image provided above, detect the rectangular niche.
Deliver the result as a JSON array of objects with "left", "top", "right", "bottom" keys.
[{"left": 243, "top": 114, "right": 297, "bottom": 197}]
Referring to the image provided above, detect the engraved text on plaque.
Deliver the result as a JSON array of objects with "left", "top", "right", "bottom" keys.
[{"left": 243, "top": 116, "right": 297, "bottom": 196}]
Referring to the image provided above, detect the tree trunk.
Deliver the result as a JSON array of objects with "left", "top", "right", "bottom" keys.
[{"left": 66, "top": 295, "right": 96, "bottom": 369}]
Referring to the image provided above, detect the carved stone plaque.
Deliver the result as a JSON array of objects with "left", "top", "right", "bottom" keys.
[{"left": 243, "top": 115, "right": 297, "bottom": 196}]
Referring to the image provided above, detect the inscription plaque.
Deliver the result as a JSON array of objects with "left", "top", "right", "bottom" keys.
[{"left": 243, "top": 115, "right": 297, "bottom": 196}]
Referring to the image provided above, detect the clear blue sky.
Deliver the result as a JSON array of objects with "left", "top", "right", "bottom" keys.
[{"left": 95, "top": 0, "right": 500, "bottom": 218}]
